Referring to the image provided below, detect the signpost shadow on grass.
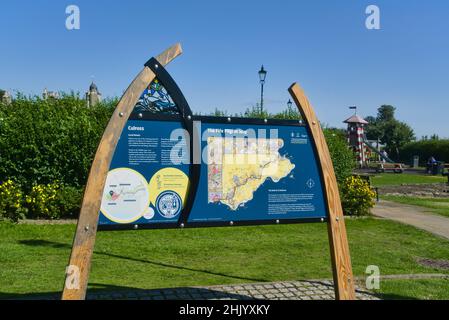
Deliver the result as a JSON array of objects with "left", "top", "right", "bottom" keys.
[
  {"left": 62, "top": 43, "right": 356, "bottom": 300},
  {"left": 18, "top": 239, "right": 267, "bottom": 283}
]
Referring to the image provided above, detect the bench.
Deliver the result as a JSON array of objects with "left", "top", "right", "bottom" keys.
[
  {"left": 443, "top": 164, "right": 449, "bottom": 184},
  {"left": 376, "top": 163, "right": 404, "bottom": 174}
]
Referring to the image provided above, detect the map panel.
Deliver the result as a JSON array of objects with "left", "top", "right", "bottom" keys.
[
  {"left": 207, "top": 137, "right": 295, "bottom": 210},
  {"left": 187, "top": 122, "right": 327, "bottom": 223}
]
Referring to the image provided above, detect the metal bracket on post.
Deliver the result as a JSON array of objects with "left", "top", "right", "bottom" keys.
[{"left": 144, "top": 58, "right": 200, "bottom": 229}]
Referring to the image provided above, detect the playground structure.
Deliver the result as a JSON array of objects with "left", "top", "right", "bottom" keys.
[{"left": 344, "top": 110, "right": 404, "bottom": 173}]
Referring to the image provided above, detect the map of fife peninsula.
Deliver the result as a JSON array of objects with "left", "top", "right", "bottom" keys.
[{"left": 208, "top": 137, "right": 295, "bottom": 210}]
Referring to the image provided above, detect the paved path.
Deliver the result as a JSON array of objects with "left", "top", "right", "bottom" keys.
[
  {"left": 25, "top": 280, "right": 378, "bottom": 300},
  {"left": 87, "top": 280, "right": 379, "bottom": 300},
  {"left": 373, "top": 200, "right": 449, "bottom": 240},
  {"left": 19, "top": 274, "right": 449, "bottom": 300}
]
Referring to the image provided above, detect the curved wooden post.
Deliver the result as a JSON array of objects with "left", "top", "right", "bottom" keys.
[
  {"left": 62, "top": 44, "right": 183, "bottom": 300},
  {"left": 289, "top": 83, "right": 356, "bottom": 300}
]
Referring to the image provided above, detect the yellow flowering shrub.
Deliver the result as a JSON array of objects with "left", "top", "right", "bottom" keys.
[
  {"left": 26, "top": 183, "right": 60, "bottom": 219},
  {"left": 0, "top": 179, "right": 27, "bottom": 222},
  {"left": 25, "top": 182, "right": 82, "bottom": 219},
  {"left": 340, "top": 176, "right": 376, "bottom": 216}
]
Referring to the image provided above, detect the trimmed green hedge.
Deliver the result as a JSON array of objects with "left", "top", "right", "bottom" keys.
[
  {"left": 0, "top": 95, "right": 115, "bottom": 219},
  {"left": 0, "top": 94, "right": 115, "bottom": 190},
  {"left": 399, "top": 140, "right": 449, "bottom": 165}
]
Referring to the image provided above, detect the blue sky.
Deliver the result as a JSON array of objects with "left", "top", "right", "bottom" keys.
[{"left": 1, "top": 0, "right": 448, "bottom": 138}]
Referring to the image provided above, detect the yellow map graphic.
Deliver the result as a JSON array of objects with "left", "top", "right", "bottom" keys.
[{"left": 208, "top": 137, "right": 295, "bottom": 210}]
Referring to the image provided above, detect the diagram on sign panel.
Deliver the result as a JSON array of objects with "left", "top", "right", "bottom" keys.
[{"left": 101, "top": 168, "right": 151, "bottom": 224}]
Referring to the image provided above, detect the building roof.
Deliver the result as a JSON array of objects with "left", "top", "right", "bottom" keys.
[
  {"left": 89, "top": 82, "right": 98, "bottom": 92},
  {"left": 343, "top": 114, "right": 369, "bottom": 124}
]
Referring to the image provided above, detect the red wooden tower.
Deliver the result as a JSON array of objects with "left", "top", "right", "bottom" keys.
[{"left": 344, "top": 110, "right": 369, "bottom": 168}]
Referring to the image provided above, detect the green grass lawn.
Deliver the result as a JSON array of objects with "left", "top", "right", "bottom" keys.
[
  {"left": 375, "top": 278, "right": 449, "bottom": 300},
  {"left": 382, "top": 196, "right": 449, "bottom": 219},
  {"left": 371, "top": 173, "right": 447, "bottom": 187},
  {"left": 1, "top": 218, "right": 449, "bottom": 299}
]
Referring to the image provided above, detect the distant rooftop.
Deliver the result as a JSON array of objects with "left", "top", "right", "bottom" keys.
[
  {"left": 89, "top": 81, "right": 99, "bottom": 92},
  {"left": 343, "top": 114, "right": 369, "bottom": 124}
]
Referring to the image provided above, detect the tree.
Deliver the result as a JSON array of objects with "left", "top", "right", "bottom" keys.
[
  {"left": 364, "top": 116, "right": 383, "bottom": 141},
  {"left": 381, "top": 120, "right": 415, "bottom": 158},
  {"left": 376, "top": 105, "right": 395, "bottom": 122},
  {"left": 430, "top": 134, "right": 439, "bottom": 141},
  {"left": 210, "top": 108, "right": 228, "bottom": 117},
  {"left": 364, "top": 105, "right": 415, "bottom": 160}
]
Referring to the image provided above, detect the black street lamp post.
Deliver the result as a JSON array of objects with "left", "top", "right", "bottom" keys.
[
  {"left": 286, "top": 99, "right": 293, "bottom": 117},
  {"left": 258, "top": 65, "right": 267, "bottom": 114}
]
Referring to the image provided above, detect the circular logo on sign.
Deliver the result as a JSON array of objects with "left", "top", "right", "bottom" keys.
[{"left": 156, "top": 191, "right": 182, "bottom": 219}]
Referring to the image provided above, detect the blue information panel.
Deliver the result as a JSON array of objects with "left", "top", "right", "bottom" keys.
[{"left": 99, "top": 118, "right": 327, "bottom": 229}]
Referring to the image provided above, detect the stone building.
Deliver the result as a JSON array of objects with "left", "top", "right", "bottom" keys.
[
  {"left": 43, "top": 88, "right": 59, "bottom": 100},
  {"left": 0, "top": 90, "right": 12, "bottom": 105},
  {"left": 85, "top": 82, "right": 102, "bottom": 107}
]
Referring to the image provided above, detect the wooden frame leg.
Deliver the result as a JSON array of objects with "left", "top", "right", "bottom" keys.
[
  {"left": 61, "top": 44, "right": 183, "bottom": 300},
  {"left": 289, "top": 83, "right": 356, "bottom": 300}
]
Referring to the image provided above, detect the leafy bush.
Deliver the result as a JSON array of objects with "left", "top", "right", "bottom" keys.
[
  {"left": 323, "top": 129, "right": 355, "bottom": 184},
  {"left": 323, "top": 130, "right": 373, "bottom": 216},
  {"left": 399, "top": 139, "right": 449, "bottom": 165},
  {"left": 57, "top": 185, "right": 83, "bottom": 218},
  {"left": 0, "top": 180, "right": 27, "bottom": 222},
  {"left": 340, "top": 176, "right": 376, "bottom": 216}
]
